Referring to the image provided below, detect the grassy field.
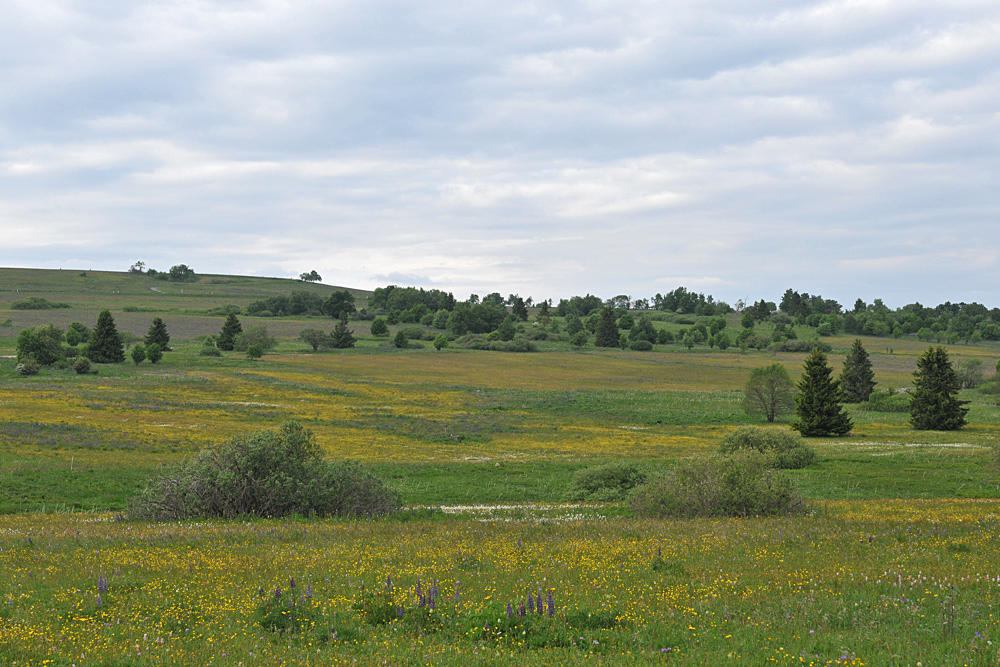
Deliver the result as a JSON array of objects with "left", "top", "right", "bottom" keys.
[{"left": 2, "top": 268, "right": 1000, "bottom": 664}]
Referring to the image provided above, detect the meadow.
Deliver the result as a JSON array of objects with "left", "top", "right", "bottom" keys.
[{"left": 2, "top": 268, "right": 1000, "bottom": 665}]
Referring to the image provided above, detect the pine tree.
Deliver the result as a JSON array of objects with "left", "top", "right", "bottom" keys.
[
  {"left": 792, "top": 348, "right": 852, "bottom": 436},
  {"left": 218, "top": 313, "right": 242, "bottom": 351},
  {"left": 144, "top": 317, "right": 171, "bottom": 351},
  {"left": 87, "top": 310, "right": 125, "bottom": 363},
  {"left": 594, "top": 307, "right": 620, "bottom": 348},
  {"left": 840, "top": 339, "right": 876, "bottom": 402},
  {"left": 910, "top": 346, "right": 968, "bottom": 430},
  {"left": 329, "top": 315, "right": 356, "bottom": 349}
]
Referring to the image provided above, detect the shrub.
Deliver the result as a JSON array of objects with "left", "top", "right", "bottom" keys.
[
  {"left": 778, "top": 339, "right": 832, "bottom": 353},
  {"left": 131, "top": 344, "right": 146, "bottom": 365},
  {"left": 145, "top": 343, "right": 163, "bottom": 364},
  {"left": 398, "top": 326, "right": 428, "bottom": 340},
  {"left": 246, "top": 343, "right": 265, "bottom": 360},
  {"left": 16, "top": 358, "right": 40, "bottom": 376},
  {"left": 629, "top": 339, "right": 653, "bottom": 351},
  {"left": 433, "top": 334, "right": 448, "bottom": 350},
  {"left": 73, "top": 356, "right": 91, "bottom": 375},
  {"left": 630, "top": 450, "right": 807, "bottom": 518},
  {"left": 11, "top": 296, "right": 71, "bottom": 310},
  {"left": 570, "top": 331, "right": 588, "bottom": 347},
  {"left": 370, "top": 318, "right": 389, "bottom": 337},
  {"left": 565, "top": 462, "right": 647, "bottom": 502},
  {"left": 129, "top": 421, "right": 401, "bottom": 519},
  {"left": 16, "top": 325, "right": 65, "bottom": 366},
  {"left": 718, "top": 426, "right": 816, "bottom": 469},
  {"left": 458, "top": 335, "right": 537, "bottom": 352},
  {"left": 394, "top": 331, "right": 408, "bottom": 348},
  {"left": 199, "top": 339, "right": 223, "bottom": 357},
  {"left": 863, "top": 389, "right": 911, "bottom": 413},
  {"left": 234, "top": 324, "right": 276, "bottom": 352}
]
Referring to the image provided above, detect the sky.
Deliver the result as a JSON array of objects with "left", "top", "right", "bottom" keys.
[{"left": 1, "top": 0, "right": 999, "bottom": 309}]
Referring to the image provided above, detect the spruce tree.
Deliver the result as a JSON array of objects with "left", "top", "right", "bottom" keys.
[
  {"left": 87, "top": 310, "right": 126, "bottom": 363},
  {"left": 840, "top": 339, "right": 876, "bottom": 402},
  {"left": 792, "top": 348, "right": 852, "bottom": 436},
  {"left": 910, "top": 346, "right": 968, "bottom": 430},
  {"left": 329, "top": 315, "right": 356, "bottom": 349},
  {"left": 218, "top": 313, "right": 242, "bottom": 351},
  {"left": 594, "top": 307, "right": 620, "bottom": 348},
  {"left": 144, "top": 317, "right": 171, "bottom": 351}
]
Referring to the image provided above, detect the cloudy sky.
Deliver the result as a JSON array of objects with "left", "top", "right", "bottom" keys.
[{"left": 2, "top": 0, "right": 998, "bottom": 308}]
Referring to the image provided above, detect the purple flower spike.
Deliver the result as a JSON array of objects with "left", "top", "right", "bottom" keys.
[
  {"left": 527, "top": 594, "right": 534, "bottom": 614},
  {"left": 306, "top": 583, "right": 313, "bottom": 599},
  {"left": 537, "top": 591, "right": 544, "bottom": 615},
  {"left": 274, "top": 585, "right": 282, "bottom": 600},
  {"left": 547, "top": 589, "right": 555, "bottom": 617},
  {"left": 519, "top": 603, "right": 526, "bottom": 617},
  {"left": 98, "top": 573, "right": 108, "bottom": 594},
  {"left": 416, "top": 577, "right": 422, "bottom": 596},
  {"left": 96, "top": 594, "right": 102, "bottom": 606},
  {"left": 386, "top": 575, "right": 393, "bottom": 592},
  {"left": 431, "top": 580, "right": 438, "bottom": 602},
  {"left": 289, "top": 577, "right": 296, "bottom": 589},
  {"left": 507, "top": 603, "right": 514, "bottom": 618}
]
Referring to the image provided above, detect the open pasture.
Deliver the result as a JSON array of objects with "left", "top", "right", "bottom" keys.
[
  {"left": 1, "top": 340, "right": 1000, "bottom": 511},
  {"left": 3, "top": 500, "right": 1000, "bottom": 665}
]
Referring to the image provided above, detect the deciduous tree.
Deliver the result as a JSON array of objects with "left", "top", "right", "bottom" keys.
[{"left": 742, "top": 364, "right": 795, "bottom": 423}]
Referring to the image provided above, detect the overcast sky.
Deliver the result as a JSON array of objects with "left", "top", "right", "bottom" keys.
[{"left": 2, "top": 0, "right": 998, "bottom": 308}]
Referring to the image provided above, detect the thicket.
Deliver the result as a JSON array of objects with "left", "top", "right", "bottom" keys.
[
  {"left": 564, "top": 462, "right": 647, "bottom": 502},
  {"left": 718, "top": 426, "right": 816, "bottom": 469},
  {"left": 129, "top": 421, "right": 400, "bottom": 519},
  {"left": 11, "top": 296, "right": 71, "bottom": 310},
  {"left": 629, "top": 450, "right": 808, "bottom": 518}
]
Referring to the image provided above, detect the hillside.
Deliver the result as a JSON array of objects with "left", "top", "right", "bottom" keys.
[{"left": 0, "top": 267, "right": 371, "bottom": 341}]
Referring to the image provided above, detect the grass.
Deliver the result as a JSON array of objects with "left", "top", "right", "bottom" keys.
[
  {"left": 3, "top": 502, "right": 1000, "bottom": 665},
  {"left": 4, "top": 267, "right": 1000, "bottom": 664}
]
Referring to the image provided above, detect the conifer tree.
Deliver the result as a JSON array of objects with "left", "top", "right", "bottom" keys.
[
  {"left": 792, "top": 348, "right": 852, "bottom": 436},
  {"left": 144, "top": 317, "right": 171, "bottom": 351},
  {"left": 329, "top": 315, "right": 356, "bottom": 349},
  {"left": 87, "top": 310, "right": 126, "bottom": 363},
  {"left": 910, "top": 346, "right": 968, "bottom": 430},
  {"left": 840, "top": 339, "right": 876, "bottom": 402},
  {"left": 594, "top": 307, "right": 620, "bottom": 348},
  {"left": 218, "top": 313, "right": 242, "bottom": 351}
]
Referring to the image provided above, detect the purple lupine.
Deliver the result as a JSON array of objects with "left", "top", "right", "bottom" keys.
[
  {"left": 305, "top": 583, "right": 313, "bottom": 599},
  {"left": 454, "top": 580, "right": 460, "bottom": 604},
  {"left": 274, "top": 585, "right": 282, "bottom": 600},
  {"left": 517, "top": 538, "right": 522, "bottom": 548},
  {"left": 98, "top": 573, "right": 108, "bottom": 594},
  {"left": 397, "top": 606, "right": 404, "bottom": 617},
  {"left": 257, "top": 587, "right": 264, "bottom": 597},
  {"left": 430, "top": 580, "right": 438, "bottom": 602},
  {"left": 506, "top": 603, "right": 514, "bottom": 618},
  {"left": 527, "top": 594, "right": 534, "bottom": 614},
  {"left": 386, "top": 575, "right": 393, "bottom": 592},
  {"left": 96, "top": 594, "right": 102, "bottom": 606},
  {"left": 519, "top": 603, "right": 526, "bottom": 617},
  {"left": 289, "top": 577, "right": 296, "bottom": 589},
  {"left": 547, "top": 589, "right": 555, "bottom": 617}
]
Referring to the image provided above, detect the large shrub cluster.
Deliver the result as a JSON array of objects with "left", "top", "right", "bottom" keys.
[
  {"left": 564, "top": 462, "right": 647, "bottom": 502},
  {"left": 129, "top": 421, "right": 400, "bottom": 520},
  {"left": 718, "top": 426, "right": 816, "bottom": 469},
  {"left": 629, "top": 450, "right": 808, "bottom": 519}
]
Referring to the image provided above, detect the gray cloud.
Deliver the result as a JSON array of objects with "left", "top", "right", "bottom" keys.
[{"left": 1, "top": 0, "right": 998, "bottom": 308}]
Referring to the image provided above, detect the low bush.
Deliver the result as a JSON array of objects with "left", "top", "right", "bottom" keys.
[
  {"left": 398, "top": 326, "right": 432, "bottom": 341},
  {"left": 199, "top": 340, "right": 223, "bottom": 357},
  {"left": 863, "top": 389, "right": 911, "bottom": 413},
  {"left": 777, "top": 339, "right": 832, "bottom": 353},
  {"left": 459, "top": 335, "right": 537, "bottom": 352},
  {"left": 629, "top": 450, "right": 808, "bottom": 518},
  {"left": 129, "top": 421, "right": 401, "bottom": 520},
  {"left": 11, "top": 296, "right": 71, "bottom": 310},
  {"left": 73, "top": 357, "right": 91, "bottom": 375},
  {"left": 629, "top": 340, "right": 653, "bottom": 351},
  {"left": 564, "top": 462, "right": 647, "bottom": 502},
  {"left": 16, "top": 358, "right": 39, "bottom": 376},
  {"left": 718, "top": 426, "right": 816, "bottom": 469}
]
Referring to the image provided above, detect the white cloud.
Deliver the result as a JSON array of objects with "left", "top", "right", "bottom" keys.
[{"left": 0, "top": 0, "right": 998, "bottom": 306}]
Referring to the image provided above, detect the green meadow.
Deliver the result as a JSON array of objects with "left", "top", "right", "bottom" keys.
[{"left": 2, "top": 268, "right": 1000, "bottom": 665}]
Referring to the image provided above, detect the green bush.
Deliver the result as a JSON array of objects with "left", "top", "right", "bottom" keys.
[
  {"left": 129, "top": 421, "right": 401, "bottom": 520},
  {"left": 199, "top": 340, "right": 223, "bottom": 357},
  {"left": 629, "top": 450, "right": 807, "bottom": 518},
  {"left": 11, "top": 296, "right": 71, "bottom": 310},
  {"left": 458, "top": 335, "right": 537, "bottom": 352},
  {"left": 398, "top": 326, "right": 429, "bottom": 340},
  {"left": 629, "top": 340, "right": 653, "bottom": 351},
  {"left": 718, "top": 426, "right": 816, "bottom": 469},
  {"left": 73, "top": 357, "right": 91, "bottom": 375},
  {"left": 863, "top": 389, "right": 911, "bottom": 413},
  {"left": 565, "top": 462, "right": 647, "bottom": 502},
  {"left": 16, "top": 358, "right": 40, "bottom": 376},
  {"left": 233, "top": 324, "right": 276, "bottom": 352},
  {"left": 145, "top": 343, "right": 163, "bottom": 364}
]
